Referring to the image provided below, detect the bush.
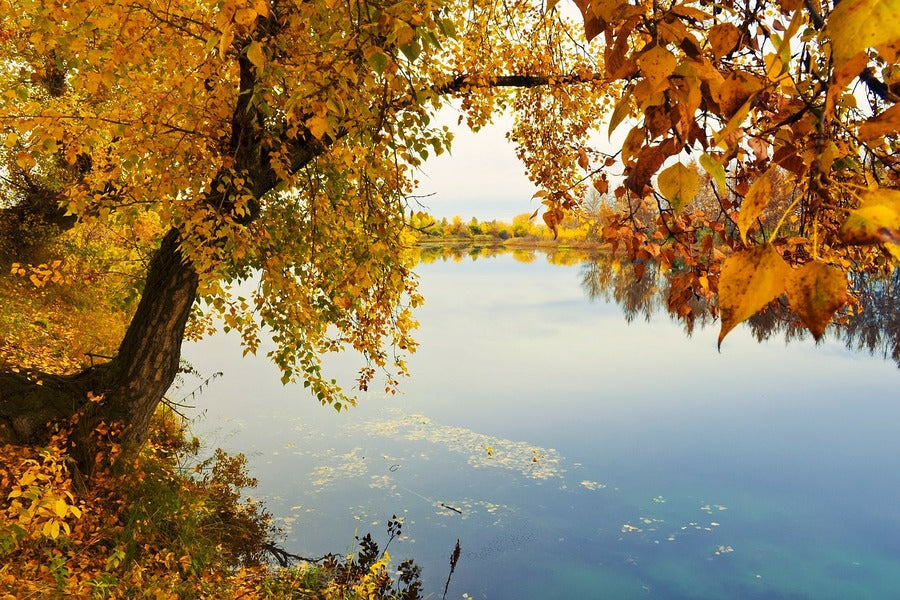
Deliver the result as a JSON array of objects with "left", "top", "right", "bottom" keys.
[{"left": 0, "top": 408, "right": 424, "bottom": 599}]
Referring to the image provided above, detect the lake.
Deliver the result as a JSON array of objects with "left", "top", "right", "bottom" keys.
[{"left": 181, "top": 249, "right": 900, "bottom": 599}]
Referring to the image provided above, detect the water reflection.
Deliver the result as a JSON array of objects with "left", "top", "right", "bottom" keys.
[
  {"left": 184, "top": 247, "right": 900, "bottom": 599},
  {"left": 414, "top": 244, "right": 900, "bottom": 367}
]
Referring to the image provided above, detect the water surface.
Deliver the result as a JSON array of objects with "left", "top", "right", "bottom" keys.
[{"left": 183, "top": 250, "right": 899, "bottom": 599}]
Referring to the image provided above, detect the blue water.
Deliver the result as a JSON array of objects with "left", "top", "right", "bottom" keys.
[{"left": 182, "top": 252, "right": 900, "bottom": 599}]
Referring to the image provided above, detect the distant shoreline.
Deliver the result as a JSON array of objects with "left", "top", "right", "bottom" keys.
[{"left": 415, "top": 235, "right": 610, "bottom": 252}]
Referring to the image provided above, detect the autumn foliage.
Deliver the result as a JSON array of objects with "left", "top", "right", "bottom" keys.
[
  {"left": 0, "top": 410, "right": 269, "bottom": 597},
  {"left": 556, "top": 0, "right": 899, "bottom": 345},
  {"left": 0, "top": 0, "right": 897, "bottom": 498},
  {"left": 0, "top": 408, "right": 427, "bottom": 598}
]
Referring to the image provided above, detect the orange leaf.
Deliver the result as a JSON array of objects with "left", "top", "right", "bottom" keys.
[
  {"left": 708, "top": 23, "right": 742, "bottom": 59},
  {"left": 543, "top": 209, "right": 562, "bottom": 238},
  {"left": 577, "top": 147, "right": 589, "bottom": 170},
  {"left": 573, "top": 0, "right": 606, "bottom": 41},
  {"left": 785, "top": 261, "right": 849, "bottom": 340},
  {"left": 621, "top": 126, "right": 645, "bottom": 164},
  {"left": 717, "top": 244, "right": 790, "bottom": 347},
  {"left": 714, "top": 72, "right": 761, "bottom": 118},
  {"left": 625, "top": 144, "right": 668, "bottom": 194},
  {"left": 857, "top": 103, "right": 900, "bottom": 142}
]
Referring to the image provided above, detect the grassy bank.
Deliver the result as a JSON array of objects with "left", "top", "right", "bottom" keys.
[{"left": 0, "top": 407, "right": 424, "bottom": 599}]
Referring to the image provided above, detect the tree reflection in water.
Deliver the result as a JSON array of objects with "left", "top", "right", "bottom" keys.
[{"left": 414, "top": 244, "right": 899, "bottom": 368}]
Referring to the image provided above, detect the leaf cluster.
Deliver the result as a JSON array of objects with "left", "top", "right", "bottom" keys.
[
  {"left": 557, "top": 0, "right": 900, "bottom": 343},
  {"left": 0, "top": 408, "right": 272, "bottom": 597}
]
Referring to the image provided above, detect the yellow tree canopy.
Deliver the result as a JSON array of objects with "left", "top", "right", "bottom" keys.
[
  {"left": 1, "top": 0, "right": 898, "bottom": 423},
  {"left": 0, "top": 0, "right": 608, "bottom": 414}
]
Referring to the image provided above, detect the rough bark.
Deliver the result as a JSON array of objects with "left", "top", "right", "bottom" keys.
[
  {"left": 0, "top": 228, "right": 198, "bottom": 470},
  {"left": 0, "top": 48, "right": 330, "bottom": 472},
  {"left": 79, "top": 227, "right": 200, "bottom": 449}
]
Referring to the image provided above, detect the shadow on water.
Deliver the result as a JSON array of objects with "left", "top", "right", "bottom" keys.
[{"left": 414, "top": 244, "right": 900, "bottom": 368}]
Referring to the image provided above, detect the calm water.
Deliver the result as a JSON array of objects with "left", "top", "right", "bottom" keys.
[{"left": 182, "top": 250, "right": 900, "bottom": 599}]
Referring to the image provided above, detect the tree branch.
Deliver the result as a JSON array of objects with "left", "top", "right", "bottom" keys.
[{"left": 438, "top": 72, "right": 607, "bottom": 94}]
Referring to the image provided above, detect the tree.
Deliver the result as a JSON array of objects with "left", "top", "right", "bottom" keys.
[
  {"left": 0, "top": 0, "right": 607, "bottom": 466},
  {"left": 1, "top": 0, "right": 897, "bottom": 470},
  {"left": 561, "top": 0, "right": 899, "bottom": 345}
]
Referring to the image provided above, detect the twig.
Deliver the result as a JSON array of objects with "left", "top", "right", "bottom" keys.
[
  {"left": 442, "top": 539, "right": 462, "bottom": 600},
  {"left": 262, "top": 542, "right": 330, "bottom": 568},
  {"left": 440, "top": 503, "right": 462, "bottom": 515}
]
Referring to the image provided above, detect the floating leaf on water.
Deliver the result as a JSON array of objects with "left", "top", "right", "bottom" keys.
[
  {"left": 580, "top": 480, "right": 606, "bottom": 491},
  {"left": 355, "top": 414, "right": 563, "bottom": 480}
]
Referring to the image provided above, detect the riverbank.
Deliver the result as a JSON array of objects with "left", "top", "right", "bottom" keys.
[
  {"left": 415, "top": 234, "right": 610, "bottom": 252},
  {"left": 0, "top": 407, "right": 426, "bottom": 599}
]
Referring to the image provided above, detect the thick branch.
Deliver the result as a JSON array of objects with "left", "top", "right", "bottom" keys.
[{"left": 438, "top": 72, "right": 607, "bottom": 94}]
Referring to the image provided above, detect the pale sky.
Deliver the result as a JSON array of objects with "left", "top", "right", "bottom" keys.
[
  {"left": 414, "top": 105, "right": 628, "bottom": 222},
  {"left": 413, "top": 111, "right": 542, "bottom": 222}
]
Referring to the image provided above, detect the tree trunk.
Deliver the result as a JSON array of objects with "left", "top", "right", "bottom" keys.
[
  {"left": 0, "top": 53, "right": 323, "bottom": 473},
  {"left": 0, "top": 227, "right": 198, "bottom": 471}
]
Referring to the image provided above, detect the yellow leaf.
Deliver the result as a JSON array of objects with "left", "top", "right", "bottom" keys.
[
  {"left": 857, "top": 103, "right": 900, "bottom": 141},
  {"left": 826, "top": 0, "right": 900, "bottom": 70},
  {"left": 43, "top": 519, "right": 60, "bottom": 539},
  {"left": 637, "top": 45, "right": 677, "bottom": 92},
  {"left": 234, "top": 7, "right": 257, "bottom": 26},
  {"left": 699, "top": 153, "right": 727, "bottom": 194},
  {"left": 657, "top": 162, "right": 699, "bottom": 213},
  {"left": 764, "top": 52, "right": 788, "bottom": 82},
  {"left": 736, "top": 170, "right": 773, "bottom": 244},
  {"left": 254, "top": 0, "right": 270, "bottom": 17},
  {"left": 785, "top": 261, "right": 849, "bottom": 340},
  {"left": 839, "top": 188, "right": 900, "bottom": 245},
  {"left": 718, "top": 244, "right": 790, "bottom": 347},
  {"left": 885, "top": 243, "right": 900, "bottom": 264},
  {"left": 713, "top": 96, "right": 752, "bottom": 148},
  {"left": 4, "top": 132, "right": 17, "bottom": 148},
  {"left": 307, "top": 116, "right": 328, "bottom": 139},
  {"left": 246, "top": 41, "right": 266, "bottom": 70},
  {"left": 218, "top": 26, "right": 235, "bottom": 59},
  {"left": 54, "top": 498, "right": 68, "bottom": 518}
]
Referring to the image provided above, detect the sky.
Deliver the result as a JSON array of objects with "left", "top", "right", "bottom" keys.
[
  {"left": 413, "top": 104, "right": 629, "bottom": 222},
  {"left": 412, "top": 110, "right": 542, "bottom": 222}
]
